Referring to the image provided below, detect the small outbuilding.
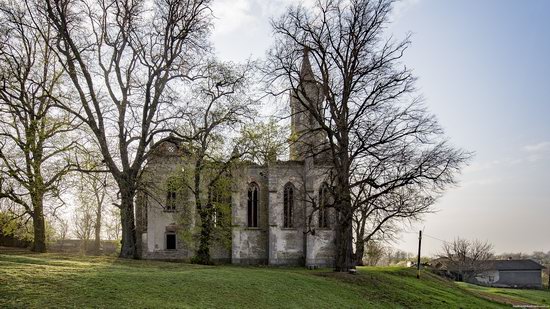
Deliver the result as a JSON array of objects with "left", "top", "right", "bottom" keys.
[
  {"left": 471, "top": 259, "right": 545, "bottom": 289},
  {"left": 432, "top": 258, "right": 545, "bottom": 289}
]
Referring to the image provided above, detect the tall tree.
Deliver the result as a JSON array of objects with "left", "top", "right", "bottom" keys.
[
  {"left": 0, "top": 2, "right": 76, "bottom": 252},
  {"left": 268, "top": 0, "right": 470, "bottom": 271},
  {"left": 178, "top": 60, "right": 254, "bottom": 264},
  {"left": 41, "top": 0, "right": 212, "bottom": 258}
]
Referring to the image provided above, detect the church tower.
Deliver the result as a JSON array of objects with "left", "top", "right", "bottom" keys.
[{"left": 289, "top": 49, "right": 327, "bottom": 161}]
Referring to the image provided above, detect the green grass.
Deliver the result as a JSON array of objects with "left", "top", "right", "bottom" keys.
[
  {"left": 0, "top": 251, "right": 506, "bottom": 308},
  {"left": 458, "top": 281, "right": 550, "bottom": 306}
]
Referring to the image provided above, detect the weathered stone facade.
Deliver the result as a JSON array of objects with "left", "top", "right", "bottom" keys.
[
  {"left": 136, "top": 51, "right": 336, "bottom": 267},
  {"left": 230, "top": 159, "right": 336, "bottom": 267}
]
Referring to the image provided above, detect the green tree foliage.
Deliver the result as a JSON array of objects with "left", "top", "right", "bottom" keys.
[
  {"left": 238, "top": 119, "right": 289, "bottom": 165},
  {"left": 0, "top": 211, "right": 33, "bottom": 244},
  {"left": 0, "top": 2, "right": 76, "bottom": 252}
]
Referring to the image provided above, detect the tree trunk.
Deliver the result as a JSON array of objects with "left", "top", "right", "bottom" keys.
[
  {"left": 334, "top": 210, "right": 354, "bottom": 272},
  {"left": 93, "top": 189, "right": 103, "bottom": 254},
  {"left": 93, "top": 208, "right": 102, "bottom": 254},
  {"left": 193, "top": 155, "right": 212, "bottom": 265},
  {"left": 31, "top": 197, "right": 47, "bottom": 253},
  {"left": 334, "top": 191, "right": 355, "bottom": 271},
  {"left": 355, "top": 238, "right": 365, "bottom": 266},
  {"left": 119, "top": 186, "right": 137, "bottom": 259},
  {"left": 196, "top": 205, "right": 212, "bottom": 264},
  {"left": 354, "top": 213, "right": 368, "bottom": 266},
  {"left": 333, "top": 153, "right": 355, "bottom": 272}
]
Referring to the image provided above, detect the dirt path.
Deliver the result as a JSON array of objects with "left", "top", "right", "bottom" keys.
[{"left": 471, "top": 290, "right": 543, "bottom": 307}]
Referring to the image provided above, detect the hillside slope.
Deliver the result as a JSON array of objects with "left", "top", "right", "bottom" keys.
[{"left": 0, "top": 251, "right": 504, "bottom": 308}]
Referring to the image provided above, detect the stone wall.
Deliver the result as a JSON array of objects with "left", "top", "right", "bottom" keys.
[
  {"left": 231, "top": 160, "right": 336, "bottom": 267},
  {"left": 267, "top": 161, "right": 306, "bottom": 266},
  {"left": 139, "top": 140, "right": 337, "bottom": 267},
  {"left": 138, "top": 141, "right": 232, "bottom": 262},
  {"left": 231, "top": 165, "right": 269, "bottom": 264}
]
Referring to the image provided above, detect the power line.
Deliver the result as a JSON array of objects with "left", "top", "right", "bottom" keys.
[
  {"left": 422, "top": 233, "right": 449, "bottom": 244},
  {"left": 401, "top": 230, "right": 449, "bottom": 243}
]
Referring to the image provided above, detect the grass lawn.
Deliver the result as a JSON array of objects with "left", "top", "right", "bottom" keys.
[
  {"left": 458, "top": 281, "right": 550, "bottom": 307},
  {"left": 0, "top": 249, "right": 506, "bottom": 308}
]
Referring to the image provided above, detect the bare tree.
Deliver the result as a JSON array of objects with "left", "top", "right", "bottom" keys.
[
  {"left": 438, "top": 237, "right": 494, "bottom": 281},
  {"left": 74, "top": 164, "right": 115, "bottom": 253},
  {"left": 73, "top": 192, "right": 94, "bottom": 252},
  {"left": 267, "top": 0, "right": 470, "bottom": 271},
  {"left": 105, "top": 205, "right": 121, "bottom": 241},
  {"left": 52, "top": 216, "right": 70, "bottom": 251},
  {"left": 353, "top": 187, "right": 435, "bottom": 264},
  {"left": 363, "top": 240, "right": 387, "bottom": 266},
  {"left": 0, "top": 2, "right": 77, "bottom": 252},
  {"left": 39, "top": 0, "right": 212, "bottom": 258}
]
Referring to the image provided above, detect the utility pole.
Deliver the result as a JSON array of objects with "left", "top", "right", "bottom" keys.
[{"left": 416, "top": 230, "right": 422, "bottom": 279}]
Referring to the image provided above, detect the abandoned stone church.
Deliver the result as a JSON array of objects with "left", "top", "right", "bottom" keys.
[{"left": 136, "top": 53, "right": 336, "bottom": 267}]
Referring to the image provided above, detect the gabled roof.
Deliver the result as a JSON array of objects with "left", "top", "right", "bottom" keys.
[
  {"left": 149, "top": 135, "right": 189, "bottom": 158},
  {"left": 488, "top": 259, "right": 545, "bottom": 271}
]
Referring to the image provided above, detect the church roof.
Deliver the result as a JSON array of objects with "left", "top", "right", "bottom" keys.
[{"left": 149, "top": 135, "right": 188, "bottom": 157}]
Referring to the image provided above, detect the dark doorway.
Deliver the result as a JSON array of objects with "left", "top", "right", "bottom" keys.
[{"left": 166, "top": 233, "right": 176, "bottom": 250}]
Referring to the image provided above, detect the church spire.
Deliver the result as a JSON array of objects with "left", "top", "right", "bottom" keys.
[
  {"left": 289, "top": 47, "right": 327, "bottom": 161},
  {"left": 300, "top": 47, "right": 315, "bottom": 82}
]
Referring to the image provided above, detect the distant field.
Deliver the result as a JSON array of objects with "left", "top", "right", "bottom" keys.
[{"left": 0, "top": 249, "right": 506, "bottom": 308}]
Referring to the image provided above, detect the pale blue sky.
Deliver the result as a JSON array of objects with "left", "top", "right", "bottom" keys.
[{"left": 211, "top": 0, "right": 550, "bottom": 256}]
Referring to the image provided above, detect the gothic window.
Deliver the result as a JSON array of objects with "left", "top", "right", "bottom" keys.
[
  {"left": 283, "top": 183, "right": 294, "bottom": 228},
  {"left": 166, "top": 233, "right": 176, "bottom": 250},
  {"left": 318, "top": 183, "right": 329, "bottom": 228},
  {"left": 247, "top": 183, "right": 259, "bottom": 227},
  {"left": 166, "top": 190, "right": 177, "bottom": 212}
]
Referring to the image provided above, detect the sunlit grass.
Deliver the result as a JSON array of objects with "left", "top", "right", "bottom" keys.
[{"left": 0, "top": 251, "right": 506, "bottom": 308}]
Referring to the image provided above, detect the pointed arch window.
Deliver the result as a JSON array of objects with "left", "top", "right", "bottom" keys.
[
  {"left": 165, "top": 178, "right": 179, "bottom": 212},
  {"left": 283, "top": 183, "right": 295, "bottom": 228},
  {"left": 318, "top": 183, "right": 329, "bottom": 228},
  {"left": 247, "top": 183, "right": 259, "bottom": 227},
  {"left": 166, "top": 190, "right": 177, "bottom": 212}
]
